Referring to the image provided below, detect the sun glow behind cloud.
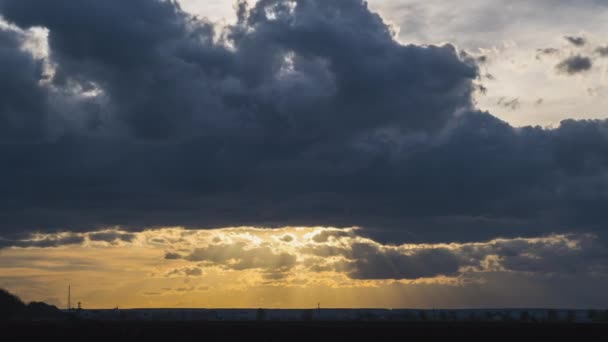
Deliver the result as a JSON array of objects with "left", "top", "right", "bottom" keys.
[
  {"left": 1, "top": 227, "right": 606, "bottom": 309},
  {"left": 1, "top": 0, "right": 608, "bottom": 311}
]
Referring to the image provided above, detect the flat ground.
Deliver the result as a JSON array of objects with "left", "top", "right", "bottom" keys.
[{"left": 2, "top": 321, "right": 608, "bottom": 341}]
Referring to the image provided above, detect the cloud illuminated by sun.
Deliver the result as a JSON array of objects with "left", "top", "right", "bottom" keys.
[{"left": 0, "top": 226, "right": 603, "bottom": 308}]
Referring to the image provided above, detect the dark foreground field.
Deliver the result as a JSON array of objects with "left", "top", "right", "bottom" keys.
[{"left": 2, "top": 321, "right": 607, "bottom": 341}]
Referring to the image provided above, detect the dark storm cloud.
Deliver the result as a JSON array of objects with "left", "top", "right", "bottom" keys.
[
  {"left": 164, "top": 252, "right": 183, "bottom": 260},
  {"left": 536, "top": 48, "right": 559, "bottom": 59},
  {"left": 0, "top": 0, "right": 607, "bottom": 251},
  {"left": 564, "top": 35, "right": 587, "bottom": 47},
  {"left": 0, "top": 25, "right": 48, "bottom": 141},
  {"left": 88, "top": 230, "right": 136, "bottom": 243},
  {"left": 556, "top": 55, "right": 593, "bottom": 74},
  {"left": 345, "top": 243, "right": 462, "bottom": 280},
  {"left": 0, "top": 234, "right": 84, "bottom": 249},
  {"left": 0, "top": 229, "right": 141, "bottom": 249},
  {"left": 300, "top": 233, "right": 608, "bottom": 280},
  {"left": 596, "top": 46, "right": 608, "bottom": 57},
  {"left": 457, "top": 234, "right": 608, "bottom": 276}
]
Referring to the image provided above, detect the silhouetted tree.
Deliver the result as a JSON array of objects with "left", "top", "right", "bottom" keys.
[
  {"left": 0, "top": 288, "right": 26, "bottom": 320},
  {"left": 26, "top": 302, "right": 65, "bottom": 320}
]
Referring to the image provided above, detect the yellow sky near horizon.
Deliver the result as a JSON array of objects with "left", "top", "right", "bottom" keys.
[{"left": 0, "top": 227, "right": 598, "bottom": 309}]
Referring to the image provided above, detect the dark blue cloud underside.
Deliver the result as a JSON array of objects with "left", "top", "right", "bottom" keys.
[{"left": 0, "top": 0, "right": 607, "bottom": 245}]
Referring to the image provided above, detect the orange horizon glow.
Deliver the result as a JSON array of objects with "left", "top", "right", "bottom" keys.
[{"left": 0, "top": 226, "right": 596, "bottom": 309}]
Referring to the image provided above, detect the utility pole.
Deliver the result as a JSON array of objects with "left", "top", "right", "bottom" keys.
[{"left": 68, "top": 285, "right": 71, "bottom": 311}]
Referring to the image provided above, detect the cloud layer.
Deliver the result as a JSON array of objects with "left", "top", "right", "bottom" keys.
[
  {"left": 4, "top": 227, "right": 607, "bottom": 282},
  {"left": 0, "top": 0, "right": 606, "bottom": 251},
  {"left": 556, "top": 55, "right": 593, "bottom": 74},
  {"left": 1, "top": 226, "right": 607, "bottom": 308}
]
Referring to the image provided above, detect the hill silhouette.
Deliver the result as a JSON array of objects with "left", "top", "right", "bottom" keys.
[
  {"left": 0, "top": 288, "right": 66, "bottom": 321},
  {"left": 0, "top": 288, "right": 25, "bottom": 320}
]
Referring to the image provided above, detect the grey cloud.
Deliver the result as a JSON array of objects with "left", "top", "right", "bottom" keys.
[
  {"left": 379, "top": 0, "right": 608, "bottom": 50},
  {"left": 0, "top": 234, "right": 84, "bottom": 249},
  {"left": 279, "top": 235, "right": 294, "bottom": 243},
  {"left": 0, "top": 230, "right": 136, "bottom": 249},
  {"left": 0, "top": 0, "right": 479, "bottom": 240},
  {"left": 301, "top": 233, "right": 608, "bottom": 280},
  {"left": 261, "top": 270, "right": 290, "bottom": 281},
  {"left": 564, "top": 35, "right": 586, "bottom": 47},
  {"left": 475, "top": 84, "right": 488, "bottom": 95},
  {"left": 311, "top": 229, "right": 354, "bottom": 243},
  {"left": 460, "top": 235, "right": 608, "bottom": 275},
  {"left": 299, "top": 244, "right": 350, "bottom": 258},
  {"left": 476, "top": 55, "right": 488, "bottom": 64},
  {"left": 556, "top": 55, "right": 593, "bottom": 74},
  {"left": 165, "top": 267, "right": 203, "bottom": 277},
  {"left": 88, "top": 231, "right": 136, "bottom": 243},
  {"left": 536, "top": 48, "right": 559, "bottom": 60},
  {"left": 496, "top": 97, "right": 521, "bottom": 110},
  {"left": 460, "top": 50, "right": 487, "bottom": 64},
  {"left": 0, "top": 25, "right": 49, "bottom": 142},
  {"left": 0, "top": 0, "right": 476, "bottom": 141},
  {"left": 346, "top": 242, "right": 462, "bottom": 280},
  {"left": 596, "top": 46, "right": 608, "bottom": 57},
  {"left": 0, "top": 0, "right": 606, "bottom": 252},
  {"left": 184, "top": 242, "right": 297, "bottom": 272},
  {"left": 164, "top": 252, "right": 183, "bottom": 260}
]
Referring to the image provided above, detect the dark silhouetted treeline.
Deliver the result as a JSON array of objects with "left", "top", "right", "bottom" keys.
[
  {"left": 0, "top": 288, "right": 25, "bottom": 320},
  {"left": 0, "top": 288, "right": 66, "bottom": 321}
]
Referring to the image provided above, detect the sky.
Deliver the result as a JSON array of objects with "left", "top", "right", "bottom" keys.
[{"left": 1, "top": 0, "right": 608, "bottom": 309}]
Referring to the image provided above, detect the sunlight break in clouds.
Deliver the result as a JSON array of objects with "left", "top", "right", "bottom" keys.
[
  {"left": 1, "top": 227, "right": 606, "bottom": 309},
  {"left": 1, "top": 0, "right": 608, "bottom": 310}
]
